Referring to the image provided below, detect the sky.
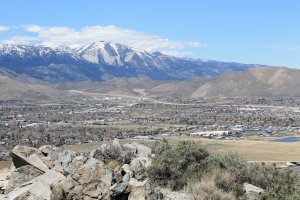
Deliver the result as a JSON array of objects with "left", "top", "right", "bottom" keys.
[{"left": 0, "top": 0, "right": 300, "bottom": 68}]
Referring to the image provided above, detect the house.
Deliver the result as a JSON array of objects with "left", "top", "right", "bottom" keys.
[{"left": 231, "top": 125, "right": 244, "bottom": 133}]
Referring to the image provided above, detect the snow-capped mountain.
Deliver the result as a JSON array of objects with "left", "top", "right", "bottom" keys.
[{"left": 0, "top": 42, "right": 260, "bottom": 82}]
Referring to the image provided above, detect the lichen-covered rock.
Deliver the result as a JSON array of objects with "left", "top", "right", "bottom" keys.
[
  {"left": 51, "top": 157, "right": 114, "bottom": 200},
  {"left": 57, "top": 150, "right": 77, "bottom": 175},
  {"left": 128, "top": 182, "right": 163, "bottom": 200},
  {"left": 5, "top": 165, "right": 43, "bottom": 193},
  {"left": 4, "top": 170, "right": 65, "bottom": 200}
]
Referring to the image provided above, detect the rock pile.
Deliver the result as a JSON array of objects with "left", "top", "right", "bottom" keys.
[{"left": 0, "top": 139, "right": 168, "bottom": 200}]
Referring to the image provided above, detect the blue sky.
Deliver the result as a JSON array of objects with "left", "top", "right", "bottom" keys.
[{"left": 0, "top": 0, "right": 300, "bottom": 68}]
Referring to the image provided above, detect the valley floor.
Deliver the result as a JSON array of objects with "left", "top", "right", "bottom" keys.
[{"left": 63, "top": 137, "right": 300, "bottom": 162}]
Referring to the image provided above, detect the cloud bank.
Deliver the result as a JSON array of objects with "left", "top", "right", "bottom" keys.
[
  {"left": 0, "top": 25, "right": 205, "bottom": 56},
  {"left": 0, "top": 26, "right": 9, "bottom": 32}
]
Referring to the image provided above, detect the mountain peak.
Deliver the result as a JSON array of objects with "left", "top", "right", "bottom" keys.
[{"left": 0, "top": 42, "right": 257, "bottom": 82}]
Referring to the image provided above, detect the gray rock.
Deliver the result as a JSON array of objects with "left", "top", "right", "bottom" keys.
[
  {"left": 57, "top": 150, "right": 77, "bottom": 175},
  {"left": 11, "top": 145, "right": 43, "bottom": 158},
  {"left": 128, "top": 178, "right": 148, "bottom": 188},
  {"left": 4, "top": 170, "right": 65, "bottom": 200},
  {"left": 10, "top": 145, "right": 44, "bottom": 169},
  {"left": 27, "top": 154, "right": 49, "bottom": 172},
  {"left": 51, "top": 157, "right": 114, "bottom": 200},
  {"left": 110, "top": 164, "right": 134, "bottom": 196},
  {"left": 5, "top": 165, "right": 43, "bottom": 194},
  {"left": 50, "top": 176, "right": 76, "bottom": 200},
  {"left": 160, "top": 188, "right": 192, "bottom": 200},
  {"left": 112, "top": 138, "right": 122, "bottom": 150},
  {"left": 0, "top": 180, "right": 9, "bottom": 194},
  {"left": 243, "top": 182, "right": 264, "bottom": 200},
  {"left": 131, "top": 142, "right": 152, "bottom": 158},
  {"left": 68, "top": 155, "right": 88, "bottom": 175},
  {"left": 130, "top": 157, "right": 145, "bottom": 174},
  {"left": 128, "top": 182, "right": 163, "bottom": 200},
  {"left": 121, "top": 164, "right": 133, "bottom": 176},
  {"left": 110, "top": 172, "right": 131, "bottom": 196},
  {"left": 122, "top": 143, "right": 137, "bottom": 155},
  {"left": 39, "top": 145, "right": 59, "bottom": 156},
  {"left": 52, "top": 160, "right": 64, "bottom": 174}
]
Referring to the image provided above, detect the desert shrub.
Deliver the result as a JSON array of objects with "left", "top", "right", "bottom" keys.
[
  {"left": 220, "top": 153, "right": 299, "bottom": 199},
  {"left": 148, "top": 141, "right": 218, "bottom": 190},
  {"left": 149, "top": 141, "right": 299, "bottom": 199},
  {"left": 257, "top": 167, "right": 300, "bottom": 200},
  {"left": 93, "top": 144, "right": 135, "bottom": 165},
  {"left": 186, "top": 173, "right": 236, "bottom": 200},
  {"left": 214, "top": 169, "right": 236, "bottom": 192}
]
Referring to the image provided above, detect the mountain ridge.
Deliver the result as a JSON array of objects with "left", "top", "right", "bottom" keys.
[
  {"left": 0, "top": 41, "right": 260, "bottom": 82},
  {"left": 1, "top": 67, "right": 300, "bottom": 100}
]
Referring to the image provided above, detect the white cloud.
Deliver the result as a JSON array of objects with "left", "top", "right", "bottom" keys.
[
  {"left": 0, "top": 26, "right": 9, "bottom": 32},
  {"left": 1, "top": 25, "right": 206, "bottom": 56},
  {"left": 2, "top": 36, "right": 37, "bottom": 44}
]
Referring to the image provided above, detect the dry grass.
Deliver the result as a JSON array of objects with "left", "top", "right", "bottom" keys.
[
  {"left": 166, "top": 136, "right": 300, "bottom": 161},
  {"left": 0, "top": 158, "right": 11, "bottom": 170},
  {"left": 185, "top": 170, "right": 235, "bottom": 200},
  {"left": 64, "top": 136, "right": 300, "bottom": 161}
]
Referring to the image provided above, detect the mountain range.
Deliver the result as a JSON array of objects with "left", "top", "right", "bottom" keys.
[
  {"left": 1, "top": 41, "right": 300, "bottom": 100},
  {"left": 0, "top": 41, "right": 259, "bottom": 82}
]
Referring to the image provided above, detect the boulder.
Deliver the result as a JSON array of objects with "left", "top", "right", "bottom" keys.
[
  {"left": 27, "top": 154, "right": 49, "bottom": 172},
  {"left": 243, "top": 182, "right": 264, "bottom": 200},
  {"left": 128, "top": 182, "right": 163, "bottom": 200},
  {"left": 128, "top": 178, "right": 148, "bottom": 188},
  {"left": 50, "top": 176, "right": 77, "bottom": 200},
  {"left": 131, "top": 142, "right": 151, "bottom": 158},
  {"left": 39, "top": 145, "right": 59, "bottom": 156},
  {"left": 10, "top": 145, "right": 49, "bottom": 173},
  {"left": 10, "top": 146, "right": 46, "bottom": 170},
  {"left": 51, "top": 157, "right": 114, "bottom": 199},
  {"left": 110, "top": 164, "right": 133, "bottom": 196},
  {"left": 121, "top": 164, "right": 133, "bottom": 178},
  {"left": 11, "top": 145, "right": 43, "bottom": 158},
  {"left": 122, "top": 143, "right": 137, "bottom": 155},
  {"left": 52, "top": 160, "right": 64, "bottom": 174},
  {"left": 112, "top": 138, "right": 122, "bottom": 151},
  {"left": 0, "top": 180, "right": 9, "bottom": 194},
  {"left": 5, "top": 165, "right": 43, "bottom": 194},
  {"left": 130, "top": 157, "right": 146, "bottom": 174},
  {"left": 160, "top": 188, "right": 192, "bottom": 200},
  {"left": 68, "top": 155, "right": 88, "bottom": 175},
  {"left": 57, "top": 150, "right": 77, "bottom": 175},
  {"left": 4, "top": 170, "right": 65, "bottom": 200}
]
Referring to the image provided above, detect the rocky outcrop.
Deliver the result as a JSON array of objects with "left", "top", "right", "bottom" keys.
[{"left": 2, "top": 139, "right": 173, "bottom": 200}]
